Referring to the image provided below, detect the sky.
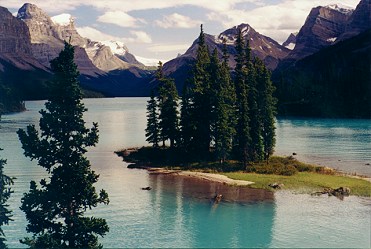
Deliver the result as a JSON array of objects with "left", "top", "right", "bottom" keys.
[{"left": 1, "top": 0, "right": 360, "bottom": 64}]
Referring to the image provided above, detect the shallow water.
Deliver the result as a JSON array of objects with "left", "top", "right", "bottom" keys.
[{"left": 0, "top": 98, "right": 370, "bottom": 248}]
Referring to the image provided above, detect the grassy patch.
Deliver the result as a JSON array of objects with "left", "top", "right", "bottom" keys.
[{"left": 224, "top": 172, "right": 371, "bottom": 197}]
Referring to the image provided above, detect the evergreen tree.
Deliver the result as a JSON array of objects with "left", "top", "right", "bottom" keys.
[
  {"left": 145, "top": 91, "right": 160, "bottom": 147},
  {"left": 255, "top": 59, "right": 277, "bottom": 161},
  {"left": 245, "top": 41, "right": 264, "bottom": 161},
  {"left": 17, "top": 42, "right": 109, "bottom": 249},
  {"left": 188, "top": 24, "right": 212, "bottom": 157},
  {"left": 234, "top": 28, "right": 251, "bottom": 166},
  {"left": 156, "top": 62, "right": 179, "bottom": 148},
  {"left": 0, "top": 147, "right": 14, "bottom": 249},
  {"left": 179, "top": 81, "right": 194, "bottom": 150},
  {"left": 211, "top": 45, "right": 236, "bottom": 163}
]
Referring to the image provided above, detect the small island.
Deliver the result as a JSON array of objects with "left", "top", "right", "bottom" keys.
[
  {"left": 115, "top": 27, "right": 371, "bottom": 200},
  {"left": 116, "top": 147, "right": 371, "bottom": 198}
]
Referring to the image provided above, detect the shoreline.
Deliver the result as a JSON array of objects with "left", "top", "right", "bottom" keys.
[{"left": 147, "top": 168, "right": 255, "bottom": 186}]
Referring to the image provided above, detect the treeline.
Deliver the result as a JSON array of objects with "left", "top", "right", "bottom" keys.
[
  {"left": 146, "top": 25, "right": 276, "bottom": 167},
  {"left": 0, "top": 80, "right": 25, "bottom": 114}
]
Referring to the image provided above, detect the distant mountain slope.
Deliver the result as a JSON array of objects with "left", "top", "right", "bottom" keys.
[
  {"left": 163, "top": 23, "right": 290, "bottom": 92},
  {"left": 274, "top": 29, "right": 371, "bottom": 118}
]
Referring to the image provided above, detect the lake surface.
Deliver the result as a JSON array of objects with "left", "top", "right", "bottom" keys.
[{"left": 0, "top": 98, "right": 370, "bottom": 248}]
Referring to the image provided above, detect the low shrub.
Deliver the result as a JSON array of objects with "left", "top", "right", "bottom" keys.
[{"left": 246, "top": 162, "right": 298, "bottom": 176}]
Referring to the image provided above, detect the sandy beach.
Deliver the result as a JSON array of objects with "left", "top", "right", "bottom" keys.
[{"left": 148, "top": 168, "right": 254, "bottom": 186}]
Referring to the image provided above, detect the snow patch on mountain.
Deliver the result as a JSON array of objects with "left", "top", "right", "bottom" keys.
[
  {"left": 285, "top": 43, "right": 295, "bottom": 50},
  {"left": 135, "top": 56, "right": 163, "bottom": 67},
  {"left": 326, "top": 4, "right": 354, "bottom": 15},
  {"left": 327, "top": 37, "right": 337, "bottom": 42},
  {"left": 51, "top": 13, "right": 73, "bottom": 26},
  {"left": 100, "top": 40, "right": 128, "bottom": 56}
]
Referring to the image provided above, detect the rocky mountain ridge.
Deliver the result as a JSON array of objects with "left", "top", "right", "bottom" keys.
[
  {"left": 163, "top": 23, "right": 290, "bottom": 91},
  {"left": 16, "top": 3, "right": 142, "bottom": 74},
  {"left": 282, "top": 0, "right": 370, "bottom": 64}
]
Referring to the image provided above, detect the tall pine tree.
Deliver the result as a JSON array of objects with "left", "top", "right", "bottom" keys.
[
  {"left": 255, "top": 58, "right": 277, "bottom": 161},
  {"left": 179, "top": 81, "right": 194, "bottom": 150},
  {"left": 234, "top": 28, "right": 251, "bottom": 166},
  {"left": 245, "top": 41, "right": 264, "bottom": 162},
  {"left": 156, "top": 62, "right": 179, "bottom": 148},
  {"left": 188, "top": 24, "right": 212, "bottom": 158},
  {"left": 17, "top": 42, "right": 109, "bottom": 249},
  {"left": 0, "top": 147, "right": 14, "bottom": 249},
  {"left": 145, "top": 90, "right": 160, "bottom": 147},
  {"left": 211, "top": 45, "right": 236, "bottom": 163}
]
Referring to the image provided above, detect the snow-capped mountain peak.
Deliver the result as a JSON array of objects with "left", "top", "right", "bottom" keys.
[
  {"left": 51, "top": 13, "right": 73, "bottom": 26},
  {"left": 326, "top": 4, "right": 354, "bottom": 15}
]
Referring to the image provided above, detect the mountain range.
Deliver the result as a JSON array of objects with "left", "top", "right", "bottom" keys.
[{"left": 0, "top": 0, "right": 370, "bottom": 117}]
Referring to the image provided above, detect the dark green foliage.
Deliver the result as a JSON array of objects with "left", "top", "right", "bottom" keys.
[
  {"left": 145, "top": 91, "right": 160, "bottom": 147},
  {"left": 152, "top": 25, "right": 277, "bottom": 171},
  {"left": 158, "top": 78, "right": 179, "bottom": 148},
  {"left": 274, "top": 29, "right": 371, "bottom": 118},
  {"left": 17, "top": 42, "right": 109, "bottom": 249},
  {"left": 180, "top": 81, "right": 193, "bottom": 150},
  {"left": 156, "top": 62, "right": 180, "bottom": 148},
  {"left": 245, "top": 46, "right": 263, "bottom": 162},
  {"left": 255, "top": 59, "right": 277, "bottom": 160},
  {"left": 0, "top": 147, "right": 14, "bottom": 249},
  {"left": 211, "top": 46, "right": 236, "bottom": 163},
  {"left": 0, "top": 78, "right": 25, "bottom": 114},
  {"left": 234, "top": 28, "right": 251, "bottom": 166},
  {"left": 188, "top": 24, "right": 213, "bottom": 156}
]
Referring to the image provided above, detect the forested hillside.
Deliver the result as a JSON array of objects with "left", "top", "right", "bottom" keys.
[{"left": 274, "top": 29, "right": 371, "bottom": 118}]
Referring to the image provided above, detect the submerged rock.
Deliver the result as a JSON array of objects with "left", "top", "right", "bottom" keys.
[
  {"left": 312, "top": 187, "right": 351, "bottom": 200},
  {"left": 269, "top": 183, "right": 284, "bottom": 189}
]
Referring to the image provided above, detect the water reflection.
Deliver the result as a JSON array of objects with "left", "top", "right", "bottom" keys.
[{"left": 148, "top": 173, "right": 275, "bottom": 248}]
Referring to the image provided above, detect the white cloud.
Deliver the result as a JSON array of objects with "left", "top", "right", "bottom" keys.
[
  {"left": 1, "top": 0, "right": 258, "bottom": 14},
  {"left": 77, "top": 27, "right": 152, "bottom": 44},
  {"left": 126, "top": 31, "right": 152, "bottom": 44},
  {"left": 97, "top": 11, "right": 144, "bottom": 28},
  {"left": 147, "top": 43, "right": 190, "bottom": 53},
  {"left": 77, "top": 26, "right": 119, "bottom": 41},
  {"left": 155, "top": 13, "right": 201, "bottom": 29}
]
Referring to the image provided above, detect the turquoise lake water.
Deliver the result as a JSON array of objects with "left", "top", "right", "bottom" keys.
[{"left": 0, "top": 98, "right": 370, "bottom": 248}]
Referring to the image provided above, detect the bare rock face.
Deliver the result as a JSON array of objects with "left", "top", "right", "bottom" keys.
[
  {"left": 0, "top": 6, "right": 32, "bottom": 55},
  {"left": 287, "top": 4, "right": 353, "bottom": 60},
  {"left": 282, "top": 32, "right": 298, "bottom": 50},
  {"left": 0, "top": 6, "right": 46, "bottom": 71}
]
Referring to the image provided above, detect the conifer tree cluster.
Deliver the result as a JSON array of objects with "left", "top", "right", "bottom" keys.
[
  {"left": 146, "top": 62, "right": 179, "bottom": 148},
  {"left": 145, "top": 25, "right": 277, "bottom": 167}
]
